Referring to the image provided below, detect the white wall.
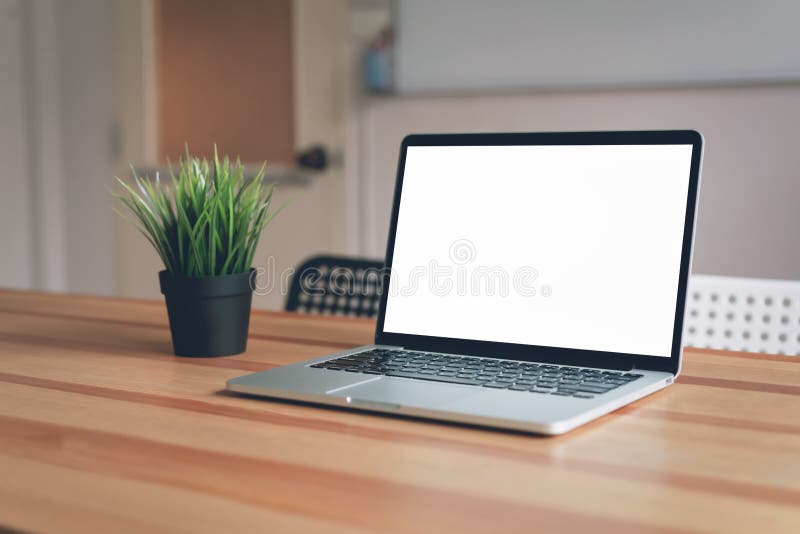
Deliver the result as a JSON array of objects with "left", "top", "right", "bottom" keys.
[
  {"left": 0, "top": 0, "right": 35, "bottom": 289},
  {"left": 396, "top": 0, "right": 800, "bottom": 92},
  {"left": 0, "top": 0, "right": 114, "bottom": 294},
  {"left": 112, "top": 0, "right": 158, "bottom": 299},
  {"left": 57, "top": 0, "right": 115, "bottom": 294},
  {"left": 356, "top": 85, "right": 800, "bottom": 280}
]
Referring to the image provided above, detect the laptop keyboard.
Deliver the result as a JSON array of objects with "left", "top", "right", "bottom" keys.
[{"left": 311, "top": 348, "right": 643, "bottom": 399}]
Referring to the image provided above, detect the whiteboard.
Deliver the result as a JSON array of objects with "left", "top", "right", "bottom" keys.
[{"left": 396, "top": 0, "right": 800, "bottom": 92}]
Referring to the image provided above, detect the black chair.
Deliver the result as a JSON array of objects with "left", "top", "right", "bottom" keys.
[{"left": 285, "top": 255, "right": 385, "bottom": 317}]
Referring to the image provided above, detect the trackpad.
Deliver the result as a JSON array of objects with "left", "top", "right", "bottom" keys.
[{"left": 328, "top": 377, "right": 478, "bottom": 408}]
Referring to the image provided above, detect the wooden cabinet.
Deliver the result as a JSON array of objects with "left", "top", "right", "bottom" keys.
[{"left": 155, "top": 0, "right": 294, "bottom": 163}]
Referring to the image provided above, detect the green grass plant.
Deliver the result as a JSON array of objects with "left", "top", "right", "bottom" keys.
[{"left": 115, "top": 146, "right": 283, "bottom": 277}]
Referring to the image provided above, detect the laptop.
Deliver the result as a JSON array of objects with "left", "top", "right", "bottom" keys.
[{"left": 228, "top": 130, "right": 703, "bottom": 435}]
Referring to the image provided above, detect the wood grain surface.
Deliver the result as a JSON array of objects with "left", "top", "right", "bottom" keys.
[
  {"left": 0, "top": 290, "right": 798, "bottom": 533},
  {"left": 155, "top": 0, "right": 294, "bottom": 164}
]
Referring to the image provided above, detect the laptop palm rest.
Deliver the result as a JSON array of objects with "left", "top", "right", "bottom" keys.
[{"left": 328, "top": 377, "right": 479, "bottom": 409}]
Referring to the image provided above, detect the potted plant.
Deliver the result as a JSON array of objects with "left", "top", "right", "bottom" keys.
[{"left": 115, "top": 147, "right": 283, "bottom": 357}]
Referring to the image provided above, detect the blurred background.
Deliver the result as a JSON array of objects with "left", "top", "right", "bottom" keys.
[{"left": 2, "top": 0, "right": 799, "bottom": 311}]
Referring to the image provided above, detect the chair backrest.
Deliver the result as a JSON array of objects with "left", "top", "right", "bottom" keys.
[
  {"left": 285, "top": 255, "right": 384, "bottom": 318},
  {"left": 684, "top": 274, "right": 800, "bottom": 355}
]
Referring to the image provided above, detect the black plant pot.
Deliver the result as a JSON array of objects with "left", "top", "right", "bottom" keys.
[{"left": 159, "top": 269, "right": 255, "bottom": 357}]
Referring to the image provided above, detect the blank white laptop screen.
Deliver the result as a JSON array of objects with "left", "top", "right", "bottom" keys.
[{"left": 382, "top": 144, "right": 694, "bottom": 357}]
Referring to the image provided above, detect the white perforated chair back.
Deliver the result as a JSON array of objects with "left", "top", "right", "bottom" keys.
[{"left": 684, "top": 275, "right": 800, "bottom": 355}]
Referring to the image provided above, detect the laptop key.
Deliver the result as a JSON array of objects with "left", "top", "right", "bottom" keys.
[
  {"left": 573, "top": 392, "right": 595, "bottom": 399},
  {"left": 604, "top": 379, "right": 628, "bottom": 386},
  {"left": 556, "top": 384, "right": 578, "bottom": 391},
  {"left": 483, "top": 382, "right": 511, "bottom": 389}
]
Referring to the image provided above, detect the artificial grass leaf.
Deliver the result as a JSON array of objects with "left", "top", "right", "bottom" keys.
[{"left": 113, "top": 146, "right": 282, "bottom": 277}]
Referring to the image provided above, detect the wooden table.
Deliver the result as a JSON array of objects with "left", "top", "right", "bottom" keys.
[{"left": 0, "top": 290, "right": 798, "bottom": 533}]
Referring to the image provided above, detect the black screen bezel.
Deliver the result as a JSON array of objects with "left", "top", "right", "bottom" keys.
[{"left": 374, "top": 130, "right": 703, "bottom": 374}]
